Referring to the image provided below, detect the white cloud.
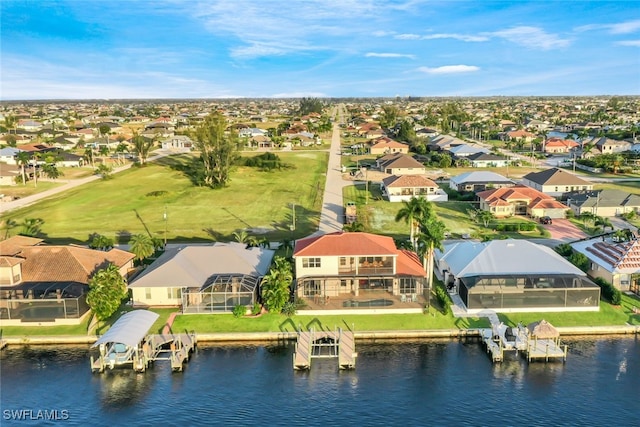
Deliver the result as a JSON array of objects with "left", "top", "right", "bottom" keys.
[
  {"left": 576, "top": 19, "right": 640, "bottom": 34},
  {"left": 395, "top": 33, "right": 422, "bottom": 40},
  {"left": 418, "top": 65, "right": 479, "bottom": 74},
  {"left": 365, "top": 52, "right": 416, "bottom": 59},
  {"left": 487, "top": 26, "right": 571, "bottom": 50},
  {"left": 616, "top": 40, "right": 640, "bottom": 47},
  {"left": 422, "top": 33, "right": 488, "bottom": 42}
]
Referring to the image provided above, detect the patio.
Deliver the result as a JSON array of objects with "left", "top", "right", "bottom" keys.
[{"left": 298, "top": 289, "right": 426, "bottom": 311}]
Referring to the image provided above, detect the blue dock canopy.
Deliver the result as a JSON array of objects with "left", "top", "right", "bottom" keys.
[{"left": 92, "top": 310, "right": 160, "bottom": 348}]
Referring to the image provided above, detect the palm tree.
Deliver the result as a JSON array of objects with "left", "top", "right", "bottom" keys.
[
  {"left": 129, "top": 233, "right": 155, "bottom": 264},
  {"left": 132, "top": 131, "right": 153, "bottom": 165},
  {"left": 279, "top": 238, "right": 293, "bottom": 257},
  {"left": 16, "top": 151, "right": 30, "bottom": 186},
  {"left": 19, "top": 218, "right": 44, "bottom": 237},
  {"left": 0, "top": 219, "right": 17, "bottom": 239},
  {"left": 595, "top": 216, "right": 613, "bottom": 232},
  {"left": 415, "top": 215, "right": 446, "bottom": 291},
  {"left": 260, "top": 256, "right": 293, "bottom": 313},
  {"left": 475, "top": 210, "right": 495, "bottom": 228},
  {"left": 395, "top": 197, "right": 432, "bottom": 249}
]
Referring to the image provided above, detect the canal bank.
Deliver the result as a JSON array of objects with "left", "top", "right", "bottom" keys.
[{"left": 1, "top": 324, "right": 638, "bottom": 347}]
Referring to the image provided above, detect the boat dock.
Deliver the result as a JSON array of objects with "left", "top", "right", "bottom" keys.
[
  {"left": 293, "top": 328, "right": 357, "bottom": 370},
  {"left": 480, "top": 318, "right": 567, "bottom": 363},
  {"left": 90, "top": 310, "right": 197, "bottom": 373}
]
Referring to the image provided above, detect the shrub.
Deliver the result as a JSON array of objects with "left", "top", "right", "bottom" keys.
[
  {"left": 251, "top": 302, "right": 262, "bottom": 316},
  {"left": 282, "top": 301, "right": 297, "bottom": 317},
  {"left": 593, "top": 277, "right": 622, "bottom": 305},
  {"left": 435, "top": 286, "right": 451, "bottom": 315},
  {"left": 568, "top": 252, "right": 590, "bottom": 272},
  {"left": 232, "top": 304, "right": 247, "bottom": 318},
  {"left": 555, "top": 243, "right": 573, "bottom": 257}
]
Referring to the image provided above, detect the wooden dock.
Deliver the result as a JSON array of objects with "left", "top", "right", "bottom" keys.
[
  {"left": 525, "top": 336, "right": 567, "bottom": 362},
  {"left": 293, "top": 328, "right": 357, "bottom": 370}
]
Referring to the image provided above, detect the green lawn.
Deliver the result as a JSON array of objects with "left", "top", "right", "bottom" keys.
[{"left": 5, "top": 152, "right": 328, "bottom": 243}]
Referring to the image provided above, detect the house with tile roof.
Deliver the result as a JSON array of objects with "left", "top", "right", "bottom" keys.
[
  {"left": 129, "top": 242, "right": 274, "bottom": 312},
  {"left": 0, "top": 236, "right": 134, "bottom": 324},
  {"left": 293, "top": 232, "right": 427, "bottom": 310},
  {"left": 449, "top": 171, "right": 515, "bottom": 193},
  {"left": 544, "top": 137, "right": 579, "bottom": 154},
  {"left": 376, "top": 153, "right": 426, "bottom": 175},
  {"left": 427, "top": 134, "right": 465, "bottom": 151},
  {"left": 381, "top": 175, "right": 447, "bottom": 202},
  {"left": 477, "top": 185, "right": 569, "bottom": 218},
  {"left": 571, "top": 237, "right": 640, "bottom": 293},
  {"left": 521, "top": 167, "right": 593, "bottom": 197},
  {"left": 368, "top": 136, "right": 409, "bottom": 155},
  {"left": 436, "top": 239, "right": 600, "bottom": 312},
  {"left": 566, "top": 189, "right": 640, "bottom": 217}
]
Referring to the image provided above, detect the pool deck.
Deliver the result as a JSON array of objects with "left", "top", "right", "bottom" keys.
[{"left": 298, "top": 291, "right": 426, "bottom": 315}]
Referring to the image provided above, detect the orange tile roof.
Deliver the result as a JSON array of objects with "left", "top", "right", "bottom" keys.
[
  {"left": 0, "top": 236, "right": 44, "bottom": 256},
  {"left": 478, "top": 185, "right": 568, "bottom": 209},
  {"left": 396, "top": 250, "right": 427, "bottom": 277},
  {"left": 294, "top": 232, "right": 398, "bottom": 257},
  {"left": 382, "top": 175, "right": 437, "bottom": 188}
]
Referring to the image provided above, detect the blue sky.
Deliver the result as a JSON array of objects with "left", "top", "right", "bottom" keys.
[{"left": 1, "top": 0, "right": 639, "bottom": 100}]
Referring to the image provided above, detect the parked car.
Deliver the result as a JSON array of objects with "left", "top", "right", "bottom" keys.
[{"left": 539, "top": 216, "right": 553, "bottom": 225}]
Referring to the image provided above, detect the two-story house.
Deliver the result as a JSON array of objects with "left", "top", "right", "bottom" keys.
[
  {"left": 293, "top": 232, "right": 427, "bottom": 308},
  {"left": 521, "top": 168, "right": 593, "bottom": 197}
]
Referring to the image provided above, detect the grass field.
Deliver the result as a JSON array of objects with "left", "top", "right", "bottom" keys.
[{"left": 4, "top": 152, "right": 328, "bottom": 243}]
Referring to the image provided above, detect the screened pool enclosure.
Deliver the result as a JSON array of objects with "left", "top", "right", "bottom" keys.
[
  {"left": 0, "top": 281, "right": 90, "bottom": 322},
  {"left": 181, "top": 274, "right": 261, "bottom": 313}
]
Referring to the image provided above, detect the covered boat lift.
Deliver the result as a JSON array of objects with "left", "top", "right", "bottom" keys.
[{"left": 90, "top": 310, "right": 196, "bottom": 373}]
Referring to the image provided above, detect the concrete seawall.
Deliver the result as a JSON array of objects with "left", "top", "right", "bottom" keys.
[{"left": 2, "top": 324, "right": 638, "bottom": 347}]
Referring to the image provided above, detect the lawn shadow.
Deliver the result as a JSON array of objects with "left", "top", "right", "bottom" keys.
[
  {"left": 222, "top": 207, "right": 252, "bottom": 229},
  {"left": 202, "top": 228, "right": 225, "bottom": 241},
  {"left": 306, "top": 317, "right": 326, "bottom": 332},
  {"left": 279, "top": 318, "right": 298, "bottom": 333},
  {"left": 116, "top": 230, "right": 132, "bottom": 245}
]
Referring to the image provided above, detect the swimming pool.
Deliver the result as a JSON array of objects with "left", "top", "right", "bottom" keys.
[{"left": 342, "top": 299, "right": 394, "bottom": 308}]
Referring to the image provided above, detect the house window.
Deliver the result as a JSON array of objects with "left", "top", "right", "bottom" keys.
[
  {"left": 591, "top": 263, "right": 599, "bottom": 271},
  {"left": 303, "top": 258, "right": 321, "bottom": 268},
  {"left": 145, "top": 288, "right": 152, "bottom": 299},
  {"left": 167, "top": 288, "right": 182, "bottom": 299},
  {"left": 400, "top": 278, "right": 416, "bottom": 294},
  {"left": 340, "top": 280, "right": 348, "bottom": 287}
]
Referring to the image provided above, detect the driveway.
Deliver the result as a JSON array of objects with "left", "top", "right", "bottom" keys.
[{"left": 541, "top": 219, "right": 588, "bottom": 242}]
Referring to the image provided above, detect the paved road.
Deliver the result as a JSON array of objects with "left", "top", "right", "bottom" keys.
[
  {"left": 313, "top": 105, "right": 350, "bottom": 236},
  {"left": 0, "top": 150, "right": 175, "bottom": 214}
]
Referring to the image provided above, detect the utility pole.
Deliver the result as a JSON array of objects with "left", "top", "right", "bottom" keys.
[{"left": 163, "top": 205, "right": 168, "bottom": 248}]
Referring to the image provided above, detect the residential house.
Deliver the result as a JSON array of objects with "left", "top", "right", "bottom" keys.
[
  {"left": 381, "top": 175, "right": 448, "bottom": 202},
  {"left": 544, "top": 137, "right": 579, "bottom": 154},
  {"left": 293, "top": 232, "right": 428, "bottom": 307},
  {"left": 521, "top": 168, "right": 593, "bottom": 197},
  {"left": 376, "top": 153, "right": 426, "bottom": 175},
  {"left": 566, "top": 189, "right": 640, "bottom": 217},
  {"left": 447, "top": 144, "right": 489, "bottom": 158},
  {"left": 161, "top": 135, "right": 194, "bottom": 151},
  {"left": 128, "top": 242, "right": 274, "bottom": 312},
  {"left": 0, "top": 236, "right": 134, "bottom": 324},
  {"left": 435, "top": 239, "right": 600, "bottom": 312},
  {"left": 0, "top": 163, "right": 20, "bottom": 185},
  {"left": 449, "top": 171, "right": 515, "bottom": 193},
  {"left": 238, "top": 127, "right": 268, "bottom": 138},
  {"left": 369, "top": 137, "right": 409, "bottom": 155},
  {"left": 477, "top": 185, "right": 569, "bottom": 218},
  {"left": 571, "top": 237, "right": 640, "bottom": 293},
  {"left": 588, "top": 136, "right": 633, "bottom": 154},
  {"left": 428, "top": 135, "right": 465, "bottom": 152},
  {"left": 506, "top": 130, "right": 536, "bottom": 143},
  {"left": 0, "top": 147, "right": 22, "bottom": 165},
  {"left": 466, "top": 152, "right": 510, "bottom": 168},
  {"left": 55, "top": 151, "right": 85, "bottom": 167}
]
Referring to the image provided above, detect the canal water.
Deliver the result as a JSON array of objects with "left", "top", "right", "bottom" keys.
[{"left": 1, "top": 337, "right": 638, "bottom": 426}]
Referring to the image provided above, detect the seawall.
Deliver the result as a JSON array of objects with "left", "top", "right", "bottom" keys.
[{"left": 1, "top": 324, "right": 638, "bottom": 347}]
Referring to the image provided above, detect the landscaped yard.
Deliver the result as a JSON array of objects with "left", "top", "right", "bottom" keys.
[{"left": 4, "top": 152, "right": 328, "bottom": 243}]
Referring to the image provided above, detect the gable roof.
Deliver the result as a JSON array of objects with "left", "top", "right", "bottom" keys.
[
  {"left": 294, "top": 232, "right": 398, "bottom": 257},
  {"left": 438, "top": 239, "right": 585, "bottom": 277},
  {"left": 467, "top": 152, "right": 508, "bottom": 161},
  {"left": 568, "top": 189, "right": 640, "bottom": 208},
  {"left": 129, "top": 242, "right": 274, "bottom": 288},
  {"left": 382, "top": 175, "right": 437, "bottom": 188},
  {"left": 522, "top": 168, "right": 591, "bottom": 186},
  {"left": 448, "top": 144, "right": 489, "bottom": 155}
]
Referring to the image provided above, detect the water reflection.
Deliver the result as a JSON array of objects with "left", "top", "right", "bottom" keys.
[{"left": 98, "top": 370, "right": 155, "bottom": 409}]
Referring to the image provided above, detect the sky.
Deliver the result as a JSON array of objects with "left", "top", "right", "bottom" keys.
[{"left": 1, "top": 0, "right": 639, "bottom": 100}]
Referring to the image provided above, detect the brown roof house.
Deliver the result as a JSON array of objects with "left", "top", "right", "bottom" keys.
[
  {"left": 0, "top": 236, "right": 134, "bottom": 325},
  {"left": 566, "top": 189, "right": 640, "bottom": 217},
  {"left": 293, "top": 232, "right": 427, "bottom": 312},
  {"left": 571, "top": 237, "right": 640, "bottom": 293},
  {"left": 477, "top": 185, "right": 569, "bottom": 219},
  {"left": 376, "top": 153, "right": 426, "bottom": 175},
  {"left": 381, "top": 175, "right": 448, "bottom": 202},
  {"left": 521, "top": 168, "right": 593, "bottom": 197},
  {"left": 368, "top": 136, "right": 409, "bottom": 155}
]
